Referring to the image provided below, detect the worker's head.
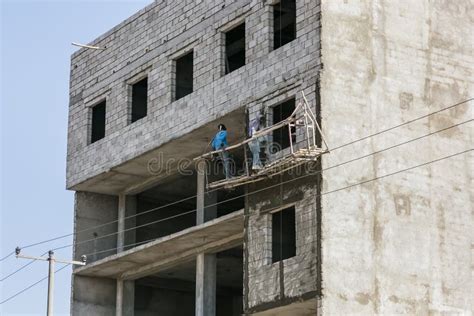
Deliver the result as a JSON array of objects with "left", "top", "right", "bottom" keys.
[{"left": 218, "top": 124, "right": 227, "bottom": 131}]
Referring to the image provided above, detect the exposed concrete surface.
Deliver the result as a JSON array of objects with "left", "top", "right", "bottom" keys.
[
  {"left": 71, "top": 193, "right": 119, "bottom": 315},
  {"left": 74, "top": 210, "right": 243, "bottom": 279},
  {"left": 134, "top": 284, "right": 195, "bottom": 315},
  {"left": 73, "top": 191, "right": 118, "bottom": 264},
  {"left": 116, "top": 279, "right": 134, "bottom": 316},
  {"left": 196, "top": 159, "right": 217, "bottom": 316},
  {"left": 196, "top": 254, "right": 217, "bottom": 316},
  {"left": 320, "top": 0, "right": 473, "bottom": 314},
  {"left": 252, "top": 298, "right": 318, "bottom": 316},
  {"left": 71, "top": 275, "right": 116, "bottom": 316}
]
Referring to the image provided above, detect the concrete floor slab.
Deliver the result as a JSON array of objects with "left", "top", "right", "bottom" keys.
[
  {"left": 74, "top": 210, "right": 244, "bottom": 280},
  {"left": 70, "top": 108, "right": 246, "bottom": 195}
]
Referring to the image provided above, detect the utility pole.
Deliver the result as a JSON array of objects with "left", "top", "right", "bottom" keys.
[{"left": 15, "top": 247, "right": 86, "bottom": 316}]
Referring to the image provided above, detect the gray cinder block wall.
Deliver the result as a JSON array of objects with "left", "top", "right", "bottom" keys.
[
  {"left": 66, "top": 0, "right": 321, "bottom": 190},
  {"left": 245, "top": 171, "right": 321, "bottom": 313}
]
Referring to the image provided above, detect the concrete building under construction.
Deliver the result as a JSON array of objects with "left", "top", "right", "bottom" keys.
[{"left": 67, "top": 0, "right": 473, "bottom": 315}]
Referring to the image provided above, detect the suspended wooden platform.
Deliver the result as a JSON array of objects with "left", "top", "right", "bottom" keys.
[
  {"left": 195, "top": 91, "right": 330, "bottom": 190},
  {"left": 207, "top": 147, "right": 327, "bottom": 189}
]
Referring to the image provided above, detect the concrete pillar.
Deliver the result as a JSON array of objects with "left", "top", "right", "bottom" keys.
[
  {"left": 116, "top": 278, "right": 134, "bottom": 316},
  {"left": 116, "top": 194, "right": 136, "bottom": 316},
  {"left": 196, "top": 254, "right": 217, "bottom": 316},
  {"left": 195, "top": 160, "right": 217, "bottom": 316},
  {"left": 117, "top": 194, "right": 136, "bottom": 252},
  {"left": 118, "top": 194, "right": 126, "bottom": 252}
]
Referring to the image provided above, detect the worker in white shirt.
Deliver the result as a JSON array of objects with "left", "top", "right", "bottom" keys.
[{"left": 248, "top": 113, "right": 264, "bottom": 171}]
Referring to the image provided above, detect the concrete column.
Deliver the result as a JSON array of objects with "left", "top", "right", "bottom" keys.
[
  {"left": 195, "top": 160, "right": 217, "bottom": 316},
  {"left": 116, "top": 194, "right": 136, "bottom": 316},
  {"left": 116, "top": 278, "right": 134, "bottom": 316},
  {"left": 196, "top": 254, "right": 217, "bottom": 316},
  {"left": 117, "top": 194, "right": 126, "bottom": 252},
  {"left": 117, "top": 194, "right": 136, "bottom": 252}
]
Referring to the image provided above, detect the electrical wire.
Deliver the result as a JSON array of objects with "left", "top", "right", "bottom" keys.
[
  {"left": 7, "top": 98, "right": 472, "bottom": 256},
  {"left": 2, "top": 148, "right": 470, "bottom": 306},
  {"left": 5, "top": 117, "right": 470, "bottom": 263},
  {"left": 49, "top": 118, "right": 473, "bottom": 253},
  {"left": 0, "top": 252, "right": 14, "bottom": 262},
  {"left": 52, "top": 208, "right": 197, "bottom": 252},
  {"left": 82, "top": 148, "right": 472, "bottom": 259},
  {"left": 2, "top": 120, "right": 470, "bottom": 300},
  {"left": 0, "top": 252, "right": 49, "bottom": 282},
  {"left": 330, "top": 98, "right": 473, "bottom": 151},
  {"left": 0, "top": 263, "right": 71, "bottom": 305}
]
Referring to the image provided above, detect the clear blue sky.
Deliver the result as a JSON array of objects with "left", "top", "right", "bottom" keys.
[{"left": 1, "top": 1, "right": 151, "bottom": 314}]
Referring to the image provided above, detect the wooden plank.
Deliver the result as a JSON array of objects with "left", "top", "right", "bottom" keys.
[{"left": 207, "top": 147, "right": 328, "bottom": 190}]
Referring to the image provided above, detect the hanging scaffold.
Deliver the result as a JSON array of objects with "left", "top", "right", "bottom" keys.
[{"left": 194, "top": 91, "right": 330, "bottom": 190}]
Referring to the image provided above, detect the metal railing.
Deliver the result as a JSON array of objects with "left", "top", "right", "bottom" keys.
[{"left": 196, "top": 91, "right": 329, "bottom": 189}]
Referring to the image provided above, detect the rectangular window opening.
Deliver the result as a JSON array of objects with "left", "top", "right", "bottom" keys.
[
  {"left": 131, "top": 77, "right": 148, "bottom": 123},
  {"left": 175, "top": 51, "right": 193, "bottom": 101},
  {"left": 90, "top": 100, "right": 106, "bottom": 144},
  {"left": 272, "top": 206, "right": 296, "bottom": 263},
  {"left": 225, "top": 23, "right": 246, "bottom": 74},
  {"left": 272, "top": 97, "right": 296, "bottom": 152},
  {"left": 273, "top": 0, "right": 296, "bottom": 50}
]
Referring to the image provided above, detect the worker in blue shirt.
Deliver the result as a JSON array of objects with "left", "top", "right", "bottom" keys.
[{"left": 212, "top": 124, "right": 231, "bottom": 179}]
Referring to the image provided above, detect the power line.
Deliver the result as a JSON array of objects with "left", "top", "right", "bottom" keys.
[
  {"left": 3, "top": 117, "right": 467, "bottom": 261},
  {"left": 0, "top": 252, "right": 48, "bottom": 282},
  {"left": 21, "top": 233, "right": 76, "bottom": 252},
  {"left": 83, "top": 148, "right": 472, "bottom": 258},
  {"left": 52, "top": 209, "right": 198, "bottom": 252},
  {"left": 51, "top": 118, "right": 473, "bottom": 253},
  {"left": 2, "top": 147, "right": 470, "bottom": 306},
  {"left": 0, "top": 252, "right": 14, "bottom": 262},
  {"left": 8, "top": 98, "right": 472, "bottom": 255},
  {"left": 4, "top": 116, "right": 471, "bottom": 278},
  {"left": 330, "top": 97, "right": 473, "bottom": 151},
  {"left": 0, "top": 264, "right": 71, "bottom": 305}
]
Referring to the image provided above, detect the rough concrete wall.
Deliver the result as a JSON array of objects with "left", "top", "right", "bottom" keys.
[
  {"left": 67, "top": 0, "right": 321, "bottom": 189},
  {"left": 134, "top": 285, "right": 195, "bottom": 316},
  {"left": 71, "top": 275, "right": 116, "bottom": 316},
  {"left": 73, "top": 191, "right": 118, "bottom": 263},
  {"left": 320, "top": 0, "right": 473, "bottom": 314},
  {"left": 71, "top": 192, "right": 119, "bottom": 315},
  {"left": 135, "top": 198, "right": 195, "bottom": 242}
]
